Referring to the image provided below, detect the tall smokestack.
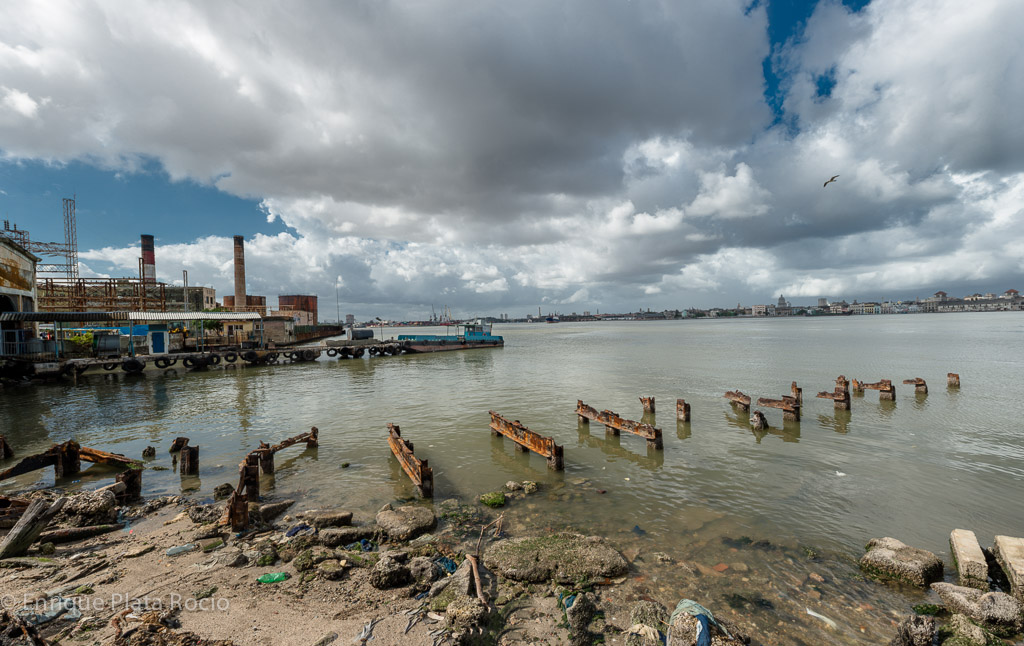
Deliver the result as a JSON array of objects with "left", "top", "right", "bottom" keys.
[
  {"left": 233, "top": 235, "right": 246, "bottom": 312},
  {"left": 141, "top": 234, "right": 156, "bottom": 283}
]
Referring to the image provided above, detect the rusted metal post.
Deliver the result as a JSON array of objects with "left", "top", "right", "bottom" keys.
[
  {"left": 750, "top": 411, "right": 768, "bottom": 431},
  {"left": 575, "top": 402, "right": 662, "bottom": 449},
  {"left": 54, "top": 440, "right": 81, "bottom": 479},
  {"left": 386, "top": 423, "right": 434, "bottom": 498},
  {"left": 227, "top": 491, "right": 249, "bottom": 532},
  {"left": 756, "top": 395, "right": 801, "bottom": 421},
  {"left": 724, "top": 390, "right": 751, "bottom": 412},
  {"left": 257, "top": 446, "right": 274, "bottom": 474},
  {"left": 791, "top": 381, "right": 803, "bottom": 405},
  {"left": 489, "top": 411, "right": 565, "bottom": 470},
  {"left": 116, "top": 468, "right": 143, "bottom": 502},
  {"left": 816, "top": 375, "right": 851, "bottom": 410},
  {"left": 859, "top": 379, "right": 895, "bottom": 400},
  {"left": 180, "top": 445, "right": 199, "bottom": 475},
  {"left": 851, "top": 379, "right": 863, "bottom": 395},
  {"left": 0, "top": 436, "right": 13, "bottom": 460},
  {"left": 639, "top": 396, "right": 655, "bottom": 413},
  {"left": 169, "top": 437, "right": 189, "bottom": 452},
  {"left": 676, "top": 399, "right": 691, "bottom": 422},
  {"left": 948, "top": 372, "right": 960, "bottom": 388},
  {"left": 577, "top": 399, "right": 590, "bottom": 424},
  {"left": 903, "top": 378, "right": 928, "bottom": 394},
  {"left": 243, "top": 454, "right": 260, "bottom": 499},
  {"left": 142, "top": 446, "right": 156, "bottom": 459},
  {"left": 306, "top": 426, "right": 319, "bottom": 448}
]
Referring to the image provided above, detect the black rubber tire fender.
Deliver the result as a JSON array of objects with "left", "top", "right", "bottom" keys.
[
  {"left": 242, "top": 350, "right": 260, "bottom": 363},
  {"left": 326, "top": 348, "right": 338, "bottom": 357},
  {"left": 103, "top": 362, "right": 118, "bottom": 371},
  {"left": 302, "top": 349, "right": 316, "bottom": 361},
  {"left": 354, "top": 348, "right": 365, "bottom": 358},
  {"left": 207, "top": 353, "right": 222, "bottom": 365},
  {"left": 154, "top": 357, "right": 169, "bottom": 369},
  {"left": 223, "top": 351, "right": 238, "bottom": 363},
  {"left": 182, "top": 357, "right": 195, "bottom": 368},
  {"left": 122, "top": 358, "right": 145, "bottom": 373},
  {"left": 267, "top": 352, "right": 279, "bottom": 363}
]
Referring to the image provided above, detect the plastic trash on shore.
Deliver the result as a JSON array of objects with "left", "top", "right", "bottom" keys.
[
  {"left": 257, "top": 572, "right": 290, "bottom": 583},
  {"left": 667, "top": 598, "right": 730, "bottom": 646},
  {"left": 434, "top": 556, "right": 457, "bottom": 574},
  {"left": 165, "top": 543, "right": 196, "bottom": 556},
  {"left": 16, "top": 597, "right": 80, "bottom": 625},
  {"left": 285, "top": 523, "right": 314, "bottom": 538}
]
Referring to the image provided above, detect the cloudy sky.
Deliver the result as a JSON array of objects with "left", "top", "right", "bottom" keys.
[{"left": 2, "top": 0, "right": 1022, "bottom": 319}]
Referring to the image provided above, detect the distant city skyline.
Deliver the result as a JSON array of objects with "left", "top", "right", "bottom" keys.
[{"left": 2, "top": 1, "right": 1022, "bottom": 321}]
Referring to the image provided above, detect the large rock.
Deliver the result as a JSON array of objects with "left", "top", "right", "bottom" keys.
[
  {"left": 297, "top": 509, "right": 353, "bottom": 529},
  {"left": 931, "top": 582, "right": 1022, "bottom": 636},
  {"left": 63, "top": 489, "right": 117, "bottom": 526},
  {"left": 859, "top": 537, "right": 943, "bottom": 587},
  {"left": 626, "top": 601, "right": 668, "bottom": 646},
  {"left": 483, "top": 533, "right": 628, "bottom": 584},
  {"left": 950, "top": 529, "right": 989, "bottom": 590},
  {"left": 409, "top": 556, "right": 441, "bottom": 591},
  {"left": 888, "top": 615, "right": 935, "bottom": 646},
  {"left": 948, "top": 614, "right": 990, "bottom": 646},
  {"left": 369, "top": 551, "right": 412, "bottom": 589},
  {"left": 375, "top": 505, "right": 436, "bottom": 541},
  {"left": 318, "top": 525, "right": 378, "bottom": 547},
  {"left": 993, "top": 535, "right": 1024, "bottom": 602}
]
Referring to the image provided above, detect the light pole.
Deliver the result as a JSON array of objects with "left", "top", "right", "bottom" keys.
[{"left": 375, "top": 317, "right": 383, "bottom": 341}]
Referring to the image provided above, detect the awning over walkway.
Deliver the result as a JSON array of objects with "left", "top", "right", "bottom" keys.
[{"left": 0, "top": 311, "right": 262, "bottom": 323}]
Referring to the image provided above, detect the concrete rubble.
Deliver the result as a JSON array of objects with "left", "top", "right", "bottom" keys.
[{"left": 860, "top": 537, "right": 944, "bottom": 586}]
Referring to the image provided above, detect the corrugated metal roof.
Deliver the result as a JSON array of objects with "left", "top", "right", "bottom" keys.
[
  {"left": 0, "top": 311, "right": 130, "bottom": 322},
  {"left": 127, "top": 311, "right": 262, "bottom": 322},
  {"left": 0, "top": 311, "right": 262, "bottom": 323}
]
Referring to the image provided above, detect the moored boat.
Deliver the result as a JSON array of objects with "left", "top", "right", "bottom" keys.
[{"left": 397, "top": 320, "right": 504, "bottom": 353}]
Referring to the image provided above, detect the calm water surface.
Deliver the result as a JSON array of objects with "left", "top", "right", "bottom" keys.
[{"left": 3, "top": 313, "right": 1023, "bottom": 644}]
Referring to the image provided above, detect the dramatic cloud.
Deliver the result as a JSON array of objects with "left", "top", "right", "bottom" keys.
[{"left": 3, "top": 0, "right": 1024, "bottom": 316}]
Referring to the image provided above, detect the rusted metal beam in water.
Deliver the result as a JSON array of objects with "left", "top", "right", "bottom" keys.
[
  {"left": 387, "top": 423, "right": 433, "bottom": 498},
  {"left": 723, "top": 390, "right": 751, "bottom": 412},
  {"left": 902, "top": 378, "right": 928, "bottom": 394},
  {"left": 756, "top": 395, "right": 801, "bottom": 421},
  {"left": 791, "top": 382, "right": 803, "bottom": 405},
  {"left": 857, "top": 379, "right": 896, "bottom": 400},
  {"left": 816, "top": 375, "right": 852, "bottom": 410},
  {"left": 489, "top": 411, "right": 564, "bottom": 470},
  {"left": 639, "top": 396, "right": 655, "bottom": 413},
  {"left": 79, "top": 446, "right": 140, "bottom": 469},
  {"left": 180, "top": 445, "right": 199, "bottom": 475},
  {"left": 0, "top": 436, "right": 13, "bottom": 460},
  {"left": 948, "top": 372, "right": 960, "bottom": 388},
  {"left": 676, "top": 399, "right": 691, "bottom": 422},
  {"left": 169, "top": 437, "right": 190, "bottom": 452},
  {"left": 575, "top": 401, "right": 663, "bottom": 449}
]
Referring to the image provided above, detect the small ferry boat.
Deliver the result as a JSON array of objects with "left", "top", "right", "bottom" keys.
[{"left": 397, "top": 320, "right": 504, "bottom": 353}]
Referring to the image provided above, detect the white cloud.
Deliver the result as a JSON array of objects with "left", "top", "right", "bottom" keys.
[{"left": 5, "top": 0, "right": 1024, "bottom": 312}]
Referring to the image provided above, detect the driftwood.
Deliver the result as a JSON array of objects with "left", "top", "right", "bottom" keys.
[
  {"left": 37, "top": 524, "right": 122, "bottom": 545},
  {"left": 0, "top": 497, "right": 67, "bottom": 559},
  {"left": 0, "top": 609, "right": 48, "bottom": 645}
]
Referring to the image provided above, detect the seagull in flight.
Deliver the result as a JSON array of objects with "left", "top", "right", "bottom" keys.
[{"left": 823, "top": 174, "right": 840, "bottom": 187}]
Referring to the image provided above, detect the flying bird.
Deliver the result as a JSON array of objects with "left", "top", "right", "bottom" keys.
[{"left": 823, "top": 174, "right": 840, "bottom": 187}]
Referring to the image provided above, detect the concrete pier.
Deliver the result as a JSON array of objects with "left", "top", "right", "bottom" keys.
[
  {"left": 950, "top": 529, "right": 988, "bottom": 590},
  {"left": 994, "top": 535, "right": 1024, "bottom": 601}
]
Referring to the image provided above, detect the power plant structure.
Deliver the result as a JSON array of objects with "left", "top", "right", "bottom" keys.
[{"left": 221, "top": 235, "right": 267, "bottom": 315}]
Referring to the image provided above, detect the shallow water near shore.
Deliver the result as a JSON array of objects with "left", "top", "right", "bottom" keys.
[{"left": 3, "top": 312, "right": 1024, "bottom": 643}]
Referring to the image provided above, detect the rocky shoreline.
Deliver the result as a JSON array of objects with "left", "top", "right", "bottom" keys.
[{"left": 1, "top": 481, "right": 1022, "bottom": 646}]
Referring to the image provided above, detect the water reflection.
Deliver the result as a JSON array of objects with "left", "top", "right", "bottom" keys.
[
  {"left": 575, "top": 422, "right": 665, "bottom": 470},
  {"left": 818, "top": 409, "right": 852, "bottom": 434},
  {"left": 489, "top": 439, "right": 547, "bottom": 476},
  {"left": 676, "top": 421, "right": 692, "bottom": 440},
  {"left": 878, "top": 399, "right": 897, "bottom": 418},
  {"left": 912, "top": 392, "right": 929, "bottom": 410}
]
